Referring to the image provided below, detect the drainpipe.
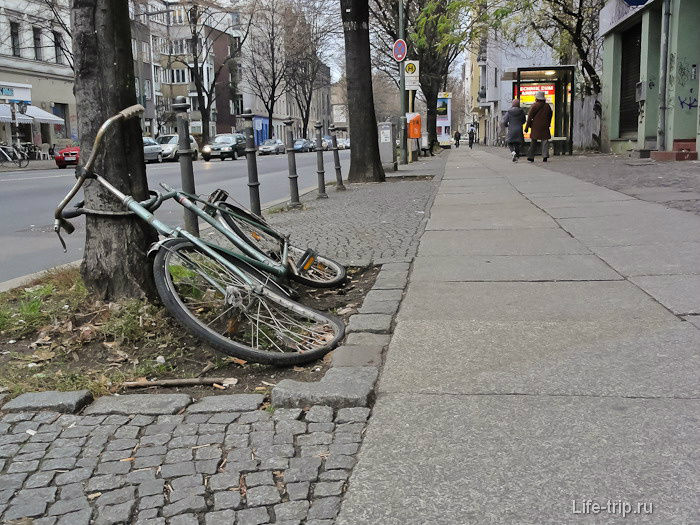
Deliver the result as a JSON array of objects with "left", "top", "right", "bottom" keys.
[{"left": 657, "top": 0, "right": 671, "bottom": 151}]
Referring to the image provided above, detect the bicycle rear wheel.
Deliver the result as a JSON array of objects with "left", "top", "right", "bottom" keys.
[
  {"left": 17, "top": 156, "right": 29, "bottom": 168},
  {"left": 217, "top": 203, "right": 346, "bottom": 288},
  {"left": 153, "top": 238, "right": 344, "bottom": 365}
]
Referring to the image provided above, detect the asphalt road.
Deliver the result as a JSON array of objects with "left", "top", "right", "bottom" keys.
[{"left": 0, "top": 150, "right": 350, "bottom": 284}]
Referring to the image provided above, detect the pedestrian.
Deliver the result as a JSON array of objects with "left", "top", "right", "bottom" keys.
[
  {"left": 525, "top": 91, "right": 553, "bottom": 162},
  {"left": 454, "top": 130, "right": 461, "bottom": 148},
  {"left": 501, "top": 98, "right": 526, "bottom": 162},
  {"left": 468, "top": 125, "right": 476, "bottom": 149}
]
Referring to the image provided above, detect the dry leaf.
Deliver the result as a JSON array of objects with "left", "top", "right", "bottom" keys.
[
  {"left": 222, "top": 378, "right": 238, "bottom": 387},
  {"left": 292, "top": 366, "right": 305, "bottom": 372},
  {"left": 227, "top": 357, "right": 247, "bottom": 366},
  {"left": 261, "top": 381, "right": 276, "bottom": 387},
  {"left": 103, "top": 341, "right": 118, "bottom": 349},
  {"left": 254, "top": 386, "right": 268, "bottom": 392},
  {"left": 31, "top": 349, "right": 55, "bottom": 362},
  {"left": 119, "top": 457, "right": 135, "bottom": 462},
  {"left": 107, "top": 349, "right": 130, "bottom": 363}
]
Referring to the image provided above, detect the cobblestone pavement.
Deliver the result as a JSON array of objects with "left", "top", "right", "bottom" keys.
[
  {"left": 0, "top": 403, "right": 370, "bottom": 524},
  {"left": 209, "top": 154, "right": 445, "bottom": 267},
  {"left": 480, "top": 145, "right": 700, "bottom": 214}
]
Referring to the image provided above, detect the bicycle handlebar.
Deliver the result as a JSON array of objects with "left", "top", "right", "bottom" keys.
[{"left": 54, "top": 104, "right": 145, "bottom": 251}]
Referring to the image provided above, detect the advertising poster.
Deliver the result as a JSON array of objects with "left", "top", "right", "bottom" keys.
[
  {"left": 436, "top": 92, "right": 452, "bottom": 146},
  {"left": 514, "top": 83, "right": 555, "bottom": 139}
]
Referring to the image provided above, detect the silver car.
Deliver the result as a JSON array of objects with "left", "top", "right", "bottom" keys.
[
  {"left": 143, "top": 137, "right": 163, "bottom": 163},
  {"left": 258, "top": 139, "right": 285, "bottom": 155},
  {"left": 156, "top": 134, "right": 199, "bottom": 161}
]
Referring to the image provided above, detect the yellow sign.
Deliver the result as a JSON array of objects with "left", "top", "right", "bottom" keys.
[
  {"left": 405, "top": 63, "right": 416, "bottom": 75},
  {"left": 515, "top": 83, "right": 555, "bottom": 139}
]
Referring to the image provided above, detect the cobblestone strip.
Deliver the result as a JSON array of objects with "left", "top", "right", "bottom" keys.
[{"left": 0, "top": 403, "right": 370, "bottom": 524}]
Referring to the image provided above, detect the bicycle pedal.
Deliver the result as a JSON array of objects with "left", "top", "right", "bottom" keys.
[
  {"left": 296, "top": 249, "right": 317, "bottom": 273},
  {"left": 207, "top": 188, "right": 229, "bottom": 203}
]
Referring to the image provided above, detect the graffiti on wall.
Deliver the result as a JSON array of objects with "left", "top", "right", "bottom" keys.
[{"left": 678, "top": 88, "right": 698, "bottom": 110}]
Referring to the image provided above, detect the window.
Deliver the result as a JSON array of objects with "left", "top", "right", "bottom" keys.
[
  {"left": 11, "top": 22, "right": 21, "bottom": 57},
  {"left": 189, "top": 97, "right": 199, "bottom": 111},
  {"left": 494, "top": 67, "right": 498, "bottom": 87},
  {"left": 230, "top": 11, "right": 240, "bottom": 27},
  {"left": 142, "top": 41, "right": 149, "bottom": 62},
  {"left": 153, "top": 65, "right": 161, "bottom": 85},
  {"left": 144, "top": 79, "right": 152, "bottom": 100},
  {"left": 232, "top": 94, "right": 243, "bottom": 116},
  {"left": 131, "top": 39, "right": 138, "bottom": 59},
  {"left": 170, "top": 7, "right": 185, "bottom": 25},
  {"left": 170, "top": 68, "right": 189, "bottom": 84},
  {"left": 33, "top": 27, "right": 42, "bottom": 60},
  {"left": 53, "top": 31, "right": 64, "bottom": 64}
]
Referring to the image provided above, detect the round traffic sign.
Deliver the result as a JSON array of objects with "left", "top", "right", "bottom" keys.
[
  {"left": 405, "top": 62, "right": 416, "bottom": 75},
  {"left": 392, "top": 39, "right": 407, "bottom": 62}
]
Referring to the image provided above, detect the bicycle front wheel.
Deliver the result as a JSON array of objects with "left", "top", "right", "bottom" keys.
[
  {"left": 153, "top": 239, "right": 344, "bottom": 365},
  {"left": 218, "top": 203, "right": 346, "bottom": 288},
  {"left": 17, "top": 157, "right": 29, "bottom": 168}
]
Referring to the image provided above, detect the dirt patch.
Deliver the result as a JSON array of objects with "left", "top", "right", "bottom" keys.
[{"left": 0, "top": 265, "right": 378, "bottom": 402}]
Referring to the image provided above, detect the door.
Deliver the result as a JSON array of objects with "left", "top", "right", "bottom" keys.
[{"left": 619, "top": 23, "right": 642, "bottom": 136}]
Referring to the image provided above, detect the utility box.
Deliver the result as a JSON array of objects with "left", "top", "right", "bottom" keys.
[{"left": 377, "top": 121, "right": 397, "bottom": 171}]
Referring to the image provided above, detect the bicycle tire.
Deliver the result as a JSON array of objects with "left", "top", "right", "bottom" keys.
[
  {"left": 153, "top": 238, "right": 344, "bottom": 365},
  {"left": 18, "top": 157, "right": 29, "bottom": 168},
  {"left": 217, "top": 203, "right": 346, "bottom": 288}
]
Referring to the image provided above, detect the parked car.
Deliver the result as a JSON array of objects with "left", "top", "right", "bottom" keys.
[
  {"left": 142, "top": 137, "right": 163, "bottom": 163},
  {"left": 54, "top": 146, "right": 80, "bottom": 169},
  {"left": 258, "top": 138, "right": 285, "bottom": 155},
  {"left": 322, "top": 136, "right": 334, "bottom": 150},
  {"left": 201, "top": 133, "right": 245, "bottom": 161},
  {"left": 293, "top": 138, "right": 312, "bottom": 153},
  {"left": 156, "top": 134, "right": 199, "bottom": 161}
]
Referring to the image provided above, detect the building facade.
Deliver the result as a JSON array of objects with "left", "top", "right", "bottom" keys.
[
  {"left": 0, "top": 0, "right": 75, "bottom": 147},
  {"left": 600, "top": 0, "right": 699, "bottom": 159}
]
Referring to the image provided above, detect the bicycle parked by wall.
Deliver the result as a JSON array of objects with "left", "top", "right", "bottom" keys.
[
  {"left": 54, "top": 105, "right": 345, "bottom": 365},
  {"left": 0, "top": 143, "right": 29, "bottom": 168}
]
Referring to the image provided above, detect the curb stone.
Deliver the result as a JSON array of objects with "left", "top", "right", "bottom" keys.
[
  {"left": 268, "top": 160, "right": 446, "bottom": 410},
  {"left": 1, "top": 390, "right": 92, "bottom": 414}
]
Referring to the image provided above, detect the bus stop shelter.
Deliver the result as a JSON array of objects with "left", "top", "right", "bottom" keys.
[{"left": 507, "top": 66, "right": 575, "bottom": 155}]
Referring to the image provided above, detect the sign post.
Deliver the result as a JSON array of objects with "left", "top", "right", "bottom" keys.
[{"left": 395, "top": 28, "right": 407, "bottom": 165}]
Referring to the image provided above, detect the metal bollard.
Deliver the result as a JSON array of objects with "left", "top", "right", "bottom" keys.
[
  {"left": 400, "top": 115, "right": 408, "bottom": 164},
  {"left": 172, "top": 96, "right": 199, "bottom": 235},
  {"left": 240, "top": 108, "right": 261, "bottom": 216},
  {"left": 314, "top": 121, "right": 328, "bottom": 199},
  {"left": 283, "top": 117, "right": 301, "bottom": 208},
  {"left": 329, "top": 124, "right": 346, "bottom": 191}
]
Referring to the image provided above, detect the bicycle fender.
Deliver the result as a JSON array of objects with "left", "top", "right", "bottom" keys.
[{"left": 147, "top": 238, "right": 171, "bottom": 259}]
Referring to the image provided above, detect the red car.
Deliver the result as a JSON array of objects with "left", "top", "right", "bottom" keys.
[{"left": 54, "top": 146, "right": 80, "bottom": 169}]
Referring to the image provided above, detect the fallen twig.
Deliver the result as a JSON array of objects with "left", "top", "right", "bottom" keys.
[{"left": 121, "top": 377, "right": 232, "bottom": 389}]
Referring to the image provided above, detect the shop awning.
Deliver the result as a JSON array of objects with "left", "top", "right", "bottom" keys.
[
  {"left": 0, "top": 104, "right": 33, "bottom": 124},
  {"left": 24, "top": 105, "right": 65, "bottom": 124}
]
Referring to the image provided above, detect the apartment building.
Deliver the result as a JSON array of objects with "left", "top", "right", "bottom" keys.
[{"left": 0, "top": 0, "right": 75, "bottom": 147}]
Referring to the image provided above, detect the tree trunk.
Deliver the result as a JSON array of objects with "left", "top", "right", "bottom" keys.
[
  {"left": 422, "top": 81, "right": 439, "bottom": 150},
  {"left": 71, "top": 0, "right": 158, "bottom": 300},
  {"left": 267, "top": 107, "right": 275, "bottom": 139},
  {"left": 341, "top": 0, "right": 384, "bottom": 183}
]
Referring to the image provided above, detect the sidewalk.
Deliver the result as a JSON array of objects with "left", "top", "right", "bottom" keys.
[{"left": 337, "top": 148, "right": 699, "bottom": 523}]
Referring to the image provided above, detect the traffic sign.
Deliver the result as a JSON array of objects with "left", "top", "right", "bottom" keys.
[
  {"left": 404, "top": 60, "right": 419, "bottom": 90},
  {"left": 392, "top": 39, "right": 407, "bottom": 62}
]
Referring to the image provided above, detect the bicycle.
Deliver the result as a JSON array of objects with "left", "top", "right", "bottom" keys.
[
  {"left": 0, "top": 143, "right": 30, "bottom": 168},
  {"left": 55, "top": 105, "right": 345, "bottom": 365}
]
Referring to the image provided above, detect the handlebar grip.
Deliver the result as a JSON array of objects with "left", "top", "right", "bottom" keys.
[
  {"left": 118, "top": 104, "right": 145, "bottom": 120},
  {"left": 58, "top": 218, "right": 75, "bottom": 235},
  {"left": 61, "top": 208, "right": 83, "bottom": 219}
]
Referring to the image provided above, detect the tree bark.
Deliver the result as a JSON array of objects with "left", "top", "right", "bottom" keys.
[
  {"left": 341, "top": 0, "right": 385, "bottom": 183},
  {"left": 422, "top": 80, "right": 440, "bottom": 150},
  {"left": 71, "top": 0, "right": 158, "bottom": 300}
]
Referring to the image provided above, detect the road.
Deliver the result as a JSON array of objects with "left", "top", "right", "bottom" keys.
[{"left": 0, "top": 150, "right": 350, "bottom": 283}]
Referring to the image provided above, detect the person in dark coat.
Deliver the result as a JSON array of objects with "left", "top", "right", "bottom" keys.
[
  {"left": 454, "top": 130, "right": 461, "bottom": 147},
  {"left": 525, "top": 91, "right": 553, "bottom": 162},
  {"left": 467, "top": 126, "right": 475, "bottom": 148},
  {"left": 501, "top": 98, "right": 526, "bottom": 162}
]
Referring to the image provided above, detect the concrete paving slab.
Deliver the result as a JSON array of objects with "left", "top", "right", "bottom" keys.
[
  {"left": 379, "top": 320, "right": 697, "bottom": 398},
  {"left": 433, "top": 192, "right": 525, "bottom": 206},
  {"left": 557, "top": 215, "right": 700, "bottom": 246},
  {"left": 528, "top": 195, "right": 636, "bottom": 208},
  {"left": 398, "top": 280, "right": 677, "bottom": 322},
  {"left": 337, "top": 393, "right": 698, "bottom": 525},
  {"left": 591, "top": 242, "right": 700, "bottom": 276},
  {"left": 427, "top": 206, "right": 557, "bottom": 231},
  {"left": 410, "top": 254, "right": 621, "bottom": 281},
  {"left": 545, "top": 200, "right": 662, "bottom": 219},
  {"left": 683, "top": 315, "right": 700, "bottom": 329},
  {"left": 418, "top": 229, "right": 591, "bottom": 256},
  {"left": 630, "top": 275, "right": 700, "bottom": 315},
  {"left": 440, "top": 179, "right": 513, "bottom": 190}
]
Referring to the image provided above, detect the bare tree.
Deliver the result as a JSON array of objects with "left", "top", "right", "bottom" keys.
[
  {"left": 341, "top": 0, "right": 385, "bottom": 182},
  {"left": 165, "top": 1, "right": 254, "bottom": 143},
  {"left": 241, "top": 0, "right": 288, "bottom": 139},
  {"left": 71, "top": 0, "right": 158, "bottom": 299},
  {"left": 284, "top": 0, "right": 339, "bottom": 137}
]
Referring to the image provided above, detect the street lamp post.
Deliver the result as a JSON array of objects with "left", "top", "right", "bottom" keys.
[{"left": 172, "top": 96, "right": 199, "bottom": 235}]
